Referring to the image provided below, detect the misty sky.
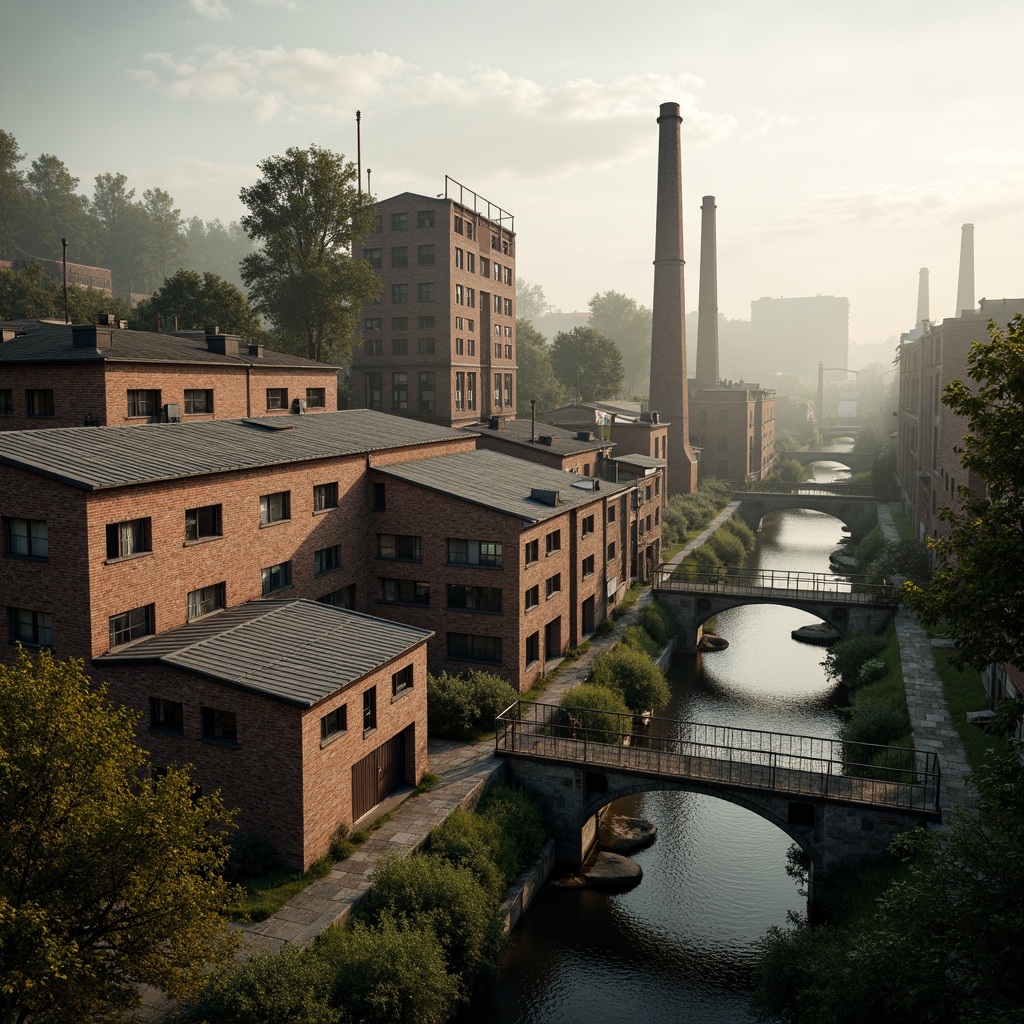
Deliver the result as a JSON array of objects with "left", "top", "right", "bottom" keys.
[{"left": 4, "top": 0, "right": 1024, "bottom": 347}]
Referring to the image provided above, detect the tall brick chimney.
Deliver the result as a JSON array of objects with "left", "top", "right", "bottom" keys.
[
  {"left": 956, "top": 223, "right": 975, "bottom": 317},
  {"left": 916, "top": 267, "right": 929, "bottom": 330},
  {"left": 648, "top": 101, "right": 697, "bottom": 496},
  {"left": 695, "top": 195, "right": 720, "bottom": 385}
]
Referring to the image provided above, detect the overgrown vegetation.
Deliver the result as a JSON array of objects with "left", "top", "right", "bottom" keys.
[
  {"left": 427, "top": 669, "right": 520, "bottom": 741},
  {"left": 671, "top": 514, "right": 757, "bottom": 575},
  {"left": 184, "top": 785, "right": 548, "bottom": 1023},
  {"left": 660, "top": 478, "right": 733, "bottom": 550}
]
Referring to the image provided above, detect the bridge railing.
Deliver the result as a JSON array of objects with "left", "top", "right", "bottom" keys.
[
  {"left": 653, "top": 564, "right": 896, "bottom": 602},
  {"left": 496, "top": 701, "right": 940, "bottom": 814}
]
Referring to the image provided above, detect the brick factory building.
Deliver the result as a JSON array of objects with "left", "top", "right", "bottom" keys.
[
  {"left": 0, "top": 318, "right": 339, "bottom": 429},
  {"left": 1, "top": 409, "right": 661, "bottom": 855},
  {"left": 350, "top": 180, "right": 516, "bottom": 428},
  {"left": 688, "top": 382, "right": 777, "bottom": 485}
]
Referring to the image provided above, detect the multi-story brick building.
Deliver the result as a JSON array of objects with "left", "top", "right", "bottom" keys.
[
  {"left": 350, "top": 182, "right": 516, "bottom": 428},
  {"left": 688, "top": 382, "right": 777, "bottom": 485},
  {"left": 1, "top": 405, "right": 664, "bottom": 857},
  {"left": 0, "top": 318, "right": 339, "bottom": 429}
]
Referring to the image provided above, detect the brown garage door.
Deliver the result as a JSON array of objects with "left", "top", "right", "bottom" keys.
[{"left": 352, "top": 729, "right": 407, "bottom": 821}]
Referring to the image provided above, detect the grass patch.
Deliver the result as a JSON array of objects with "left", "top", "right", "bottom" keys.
[
  {"left": 610, "top": 583, "right": 644, "bottom": 620},
  {"left": 888, "top": 502, "right": 915, "bottom": 541},
  {"left": 228, "top": 857, "right": 333, "bottom": 923},
  {"left": 932, "top": 649, "right": 993, "bottom": 773}
]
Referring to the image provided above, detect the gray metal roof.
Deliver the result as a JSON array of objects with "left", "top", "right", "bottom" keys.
[
  {"left": 94, "top": 599, "right": 432, "bottom": 708},
  {"left": 463, "top": 419, "right": 613, "bottom": 455},
  {"left": 376, "top": 448, "right": 628, "bottom": 523},
  {"left": 0, "top": 321, "right": 331, "bottom": 369},
  {"left": 612, "top": 453, "right": 666, "bottom": 468},
  {"left": 0, "top": 409, "right": 468, "bottom": 491}
]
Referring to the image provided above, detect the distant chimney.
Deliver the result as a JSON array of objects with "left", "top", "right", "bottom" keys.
[
  {"left": 956, "top": 223, "right": 975, "bottom": 316},
  {"left": 916, "top": 267, "right": 929, "bottom": 328},
  {"left": 695, "top": 195, "right": 720, "bottom": 384}
]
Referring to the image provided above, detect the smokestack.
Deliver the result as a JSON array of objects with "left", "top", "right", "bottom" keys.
[
  {"left": 647, "top": 102, "right": 698, "bottom": 496},
  {"left": 695, "top": 195, "right": 720, "bottom": 385},
  {"left": 916, "top": 268, "right": 929, "bottom": 329},
  {"left": 956, "top": 223, "right": 975, "bottom": 316}
]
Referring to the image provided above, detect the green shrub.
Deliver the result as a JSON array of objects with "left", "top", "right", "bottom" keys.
[
  {"left": 594, "top": 618, "right": 615, "bottom": 638},
  {"left": 638, "top": 601, "right": 677, "bottom": 644},
  {"left": 851, "top": 524, "right": 885, "bottom": 565},
  {"left": 554, "top": 683, "right": 630, "bottom": 743},
  {"left": 822, "top": 631, "right": 888, "bottom": 685},
  {"left": 361, "top": 854, "right": 502, "bottom": 986},
  {"left": 426, "top": 670, "right": 519, "bottom": 740},
  {"left": 857, "top": 658, "right": 888, "bottom": 688},
  {"left": 707, "top": 528, "right": 747, "bottom": 565},
  {"left": 691, "top": 545, "right": 724, "bottom": 570},
  {"left": 590, "top": 644, "right": 671, "bottom": 713},
  {"left": 316, "top": 919, "right": 458, "bottom": 1024},
  {"left": 181, "top": 945, "right": 338, "bottom": 1024},
  {"left": 866, "top": 538, "right": 931, "bottom": 584},
  {"left": 841, "top": 701, "right": 911, "bottom": 752},
  {"left": 723, "top": 514, "right": 756, "bottom": 550},
  {"left": 621, "top": 624, "right": 660, "bottom": 658},
  {"left": 427, "top": 809, "right": 507, "bottom": 899},
  {"left": 226, "top": 833, "right": 274, "bottom": 883},
  {"left": 478, "top": 784, "right": 547, "bottom": 880}
]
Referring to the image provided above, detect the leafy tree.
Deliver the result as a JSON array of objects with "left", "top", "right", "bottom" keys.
[
  {"left": 514, "top": 278, "right": 552, "bottom": 323},
  {"left": 184, "top": 216, "right": 252, "bottom": 288},
  {"left": 903, "top": 315, "right": 1024, "bottom": 671},
  {"left": 588, "top": 290, "right": 652, "bottom": 398},
  {"left": 130, "top": 269, "right": 264, "bottom": 340},
  {"left": 23, "top": 154, "right": 92, "bottom": 264},
  {"left": 0, "top": 261, "right": 131, "bottom": 323},
  {"left": 555, "top": 683, "right": 630, "bottom": 743},
  {"left": 0, "top": 649, "right": 238, "bottom": 1024},
  {"left": 550, "top": 325, "right": 624, "bottom": 402},
  {"left": 92, "top": 171, "right": 151, "bottom": 298},
  {"left": 240, "top": 145, "right": 381, "bottom": 363},
  {"left": 0, "top": 130, "right": 24, "bottom": 260},
  {"left": 515, "top": 317, "right": 569, "bottom": 414},
  {"left": 425, "top": 670, "right": 519, "bottom": 741},
  {"left": 141, "top": 187, "right": 188, "bottom": 283}
]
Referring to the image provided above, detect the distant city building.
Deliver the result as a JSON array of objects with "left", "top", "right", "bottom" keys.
[
  {"left": 688, "top": 382, "right": 777, "bottom": 485},
  {"left": 350, "top": 183, "right": 516, "bottom": 428},
  {"left": 748, "top": 295, "right": 850, "bottom": 387},
  {"left": 0, "top": 257, "right": 113, "bottom": 296},
  {"left": 0, "top": 318, "right": 338, "bottom": 429},
  {"left": 531, "top": 310, "right": 591, "bottom": 341}
]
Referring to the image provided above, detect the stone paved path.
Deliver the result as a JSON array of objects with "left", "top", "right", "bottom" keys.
[{"left": 877, "top": 504, "right": 974, "bottom": 815}]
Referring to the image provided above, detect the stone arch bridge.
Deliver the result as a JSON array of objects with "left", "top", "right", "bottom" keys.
[
  {"left": 778, "top": 450, "right": 876, "bottom": 474},
  {"left": 732, "top": 490, "right": 878, "bottom": 532},
  {"left": 497, "top": 702, "right": 941, "bottom": 919}
]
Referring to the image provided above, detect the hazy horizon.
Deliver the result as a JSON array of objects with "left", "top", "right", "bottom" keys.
[{"left": 4, "top": 0, "right": 1023, "bottom": 347}]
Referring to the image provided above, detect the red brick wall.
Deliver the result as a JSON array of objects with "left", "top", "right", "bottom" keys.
[{"left": 0, "top": 363, "right": 109, "bottom": 428}]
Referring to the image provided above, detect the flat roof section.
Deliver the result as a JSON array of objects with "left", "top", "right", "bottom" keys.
[
  {"left": 95, "top": 599, "right": 433, "bottom": 708},
  {"left": 463, "top": 419, "right": 613, "bottom": 456}
]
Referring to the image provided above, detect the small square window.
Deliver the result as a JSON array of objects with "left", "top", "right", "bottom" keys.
[
  {"left": 417, "top": 244, "right": 436, "bottom": 266},
  {"left": 392, "top": 315, "right": 409, "bottom": 330},
  {"left": 392, "top": 283, "right": 408, "bottom": 303},
  {"left": 305, "top": 387, "right": 326, "bottom": 409},
  {"left": 187, "top": 582, "right": 225, "bottom": 620},
  {"left": 201, "top": 706, "right": 237, "bottom": 744},
  {"left": 26, "top": 389, "right": 54, "bottom": 417},
  {"left": 150, "top": 697, "right": 184, "bottom": 736},
  {"left": 524, "top": 539, "right": 539, "bottom": 564},
  {"left": 391, "top": 212, "right": 408, "bottom": 231},
  {"left": 261, "top": 561, "right": 291, "bottom": 594},
  {"left": 266, "top": 388, "right": 288, "bottom": 411},
  {"left": 185, "top": 504, "right": 222, "bottom": 542},
  {"left": 393, "top": 338, "right": 408, "bottom": 355},
  {"left": 6, "top": 517, "right": 49, "bottom": 559},
  {"left": 417, "top": 209, "right": 435, "bottom": 228},
  {"left": 105, "top": 517, "right": 149, "bottom": 560},
  {"left": 314, "top": 545, "right": 340, "bottom": 576},
  {"left": 363, "top": 247, "right": 382, "bottom": 269},
  {"left": 546, "top": 529, "right": 561, "bottom": 555},
  {"left": 313, "top": 482, "right": 338, "bottom": 511},
  {"left": 109, "top": 604, "right": 154, "bottom": 649},
  {"left": 391, "top": 664, "right": 413, "bottom": 698},
  {"left": 391, "top": 246, "right": 408, "bottom": 268},
  {"left": 546, "top": 573, "right": 561, "bottom": 599},
  {"left": 418, "top": 282, "right": 436, "bottom": 302},
  {"left": 127, "top": 389, "right": 160, "bottom": 418},
  {"left": 259, "top": 491, "right": 290, "bottom": 525},
  {"left": 8, "top": 607, "right": 53, "bottom": 647},
  {"left": 184, "top": 389, "right": 213, "bottom": 414},
  {"left": 525, "top": 585, "right": 539, "bottom": 610},
  {"left": 321, "top": 704, "right": 347, "bottom": 742}
]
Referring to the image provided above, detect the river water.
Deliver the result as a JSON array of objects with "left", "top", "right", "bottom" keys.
[{"left": 461, "top": 466, "right": 853, "bottom": 1024}]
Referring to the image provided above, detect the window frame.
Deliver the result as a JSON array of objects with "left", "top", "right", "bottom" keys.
[
  {"left": 313, "top": 482, "right": 338, "bottom": 512},
  {"left": 265, "top": 388, "right": 289, "bottom": 411},
  {"left": 108, "top": 604, "right": 155, "bottom": 649},
  {"left": 150, "top": 697, "right": 184, "bottom": 736},
  {"left": 187, "top": 582, "right": 226, "bottom": 620},
  {"left": 314, "top": 544, "right": 341, "bottom": 576},
  {"left": 185, "top": 504, "right": 222, "bottom": 543},
  {"left": 305, "top": 387, "right": 326, "bottom": 409},
  {"left": 321, "top": 704, "right": 348, "bottom": 744},
  {"left": 391, "top": 664, "right": 414, "bottom": 699},
  {"left": 8, "top": 607, "right": 53, "bottom": 647},
  {"left": 259, "top": 491, "right": 291, "bottom": 526},
  {"left": 26, "top": 389, "right": 54, "bottom": 418},
  {"left": 183, "top": 388, "right": 213, "bottom": 415},
  {"left": 545, "top": 529, "right": 561, "bottom": 555},
  {"left": 201, "top": 706, "right": 238, "bottom": 746},
  {"left": 363, "top": 686, "right": 377, "bottom": 736},
  {"left": 5, "top": 517, "right": 49, "bottom": 559},
  {"left": 127, "top": 389, "right": 161, "bottom": 419},
  {"left": 261, "top": 561, "right": 292, "bottom": 595},
  {"left": 105, "top": 517, "right": 150, "bottom": 561}
]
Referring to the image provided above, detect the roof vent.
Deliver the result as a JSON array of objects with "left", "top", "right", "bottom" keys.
[
  {"left": 537, "top": 435, "right": 554, "bottom": 446},
  {"left": 96, "top": 312, "right": 126, "bottom": 328},
  {"left": 650, "top": 411, "right": 660, "bottom": 424},
  {"left": 530, "top": 487, "right": 560, "bottom": 507},
  {"left": 488, "top": 415, "right": 501, "bottom": 430},
  {"left": 248, "top": 344, "right": 264, "bottom": 358},
  {"left": 72, "top": 324, "right": 114, "bottom": 349},
  {"left": 291, "top": 398, "right": 307, "bottom": 415},
  {"left": 206, "top": 332, "right": 240, "bottom": 356},
  {"left": 576, "top": 430, "right": 593, "bottom": 442}
]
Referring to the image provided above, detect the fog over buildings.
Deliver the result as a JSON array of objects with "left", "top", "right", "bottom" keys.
[{"left": 4, "top": 0, "right": 1024, "bottom": 353}]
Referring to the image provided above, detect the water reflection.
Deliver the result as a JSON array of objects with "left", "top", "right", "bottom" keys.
[{"left": 460, "top": 508, "right": 846, "bottom": 1024}]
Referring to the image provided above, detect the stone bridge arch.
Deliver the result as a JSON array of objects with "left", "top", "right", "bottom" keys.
[
  {"left": 778, "top": 450, "right": 876, "bottom": 474},
  {"left": 504, "top": 758, "right": 933, "bottom": 920},
  {"left": 733, "top": 492, "right": 878, "bottom": 532}
]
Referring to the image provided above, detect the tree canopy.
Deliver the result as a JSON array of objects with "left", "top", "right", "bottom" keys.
[
  {"left": 903, "top": 315, "right": 1024, "bottom": 672},
  {"left": 515, "top": 317, "right": 570, "bottom": 415},
  {"left": 550, "top": 325, "right": 624, "bottom": 403},
  {"left": 0, "top": 261, "right": 132, "bottom": 323},
  {"left": 514, "top": 279, "right": 552, "bottom": 324},
  {"left": 588, "top": 290, "right": 652, "bottom": 398},
  {"left": 240, "top": 145, "right": 381, "bottom": 363},
  {"left": 130, "top": 269, "right": 264, "bottom": 340},
  {"left": 0, "top": 649, "right": 238, "bottom": 1024}
]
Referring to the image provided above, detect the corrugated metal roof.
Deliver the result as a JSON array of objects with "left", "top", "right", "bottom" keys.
[
  {"left": 612, "top": 454, "right": 666, "bottom": 468},
  {"left": 0, "top": 409, "right": 467, "bottom": 491},
  {"left": 375, "top": 448, "right": 628, "bottom": 523},
  {"left": 94, "top": 599, "right": 432, "bottom": 707},
  {"left": 463, "top": 419, "right": 612, "bottom": 454},
  {"left": 0, "top": 321, "right": 330, "bottom": 369}
]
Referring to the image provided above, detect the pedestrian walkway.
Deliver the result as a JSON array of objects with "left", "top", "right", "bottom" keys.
[{"left": 877, "top": 504, "right": 974, "bottom": 815}]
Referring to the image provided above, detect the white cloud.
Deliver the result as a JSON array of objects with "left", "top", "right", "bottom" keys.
[{"left": 188, "top": 0, "right": 231, "bottom": 20}]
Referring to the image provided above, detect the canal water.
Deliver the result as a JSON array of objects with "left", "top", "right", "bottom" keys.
[{"left": 461, "top": 485, "right": 851, "bottom": 1023}]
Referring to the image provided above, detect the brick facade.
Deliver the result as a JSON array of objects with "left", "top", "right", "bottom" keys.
[{"left": 689, "top": 384, "right": 777, "bottom": 484}]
